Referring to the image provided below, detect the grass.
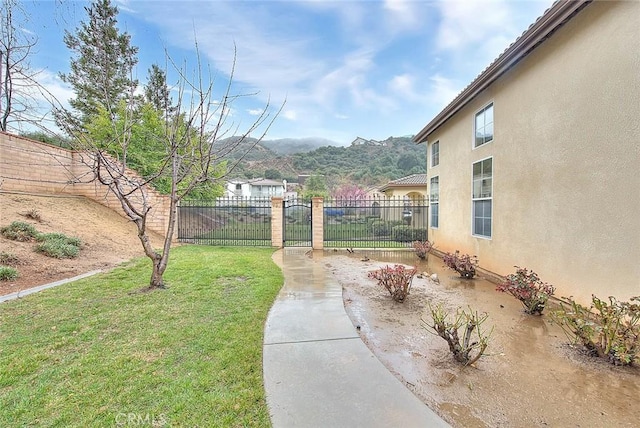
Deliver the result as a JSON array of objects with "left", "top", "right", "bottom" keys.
[{"left": 0, "top": 245, "right": 283, "bottom": 427}]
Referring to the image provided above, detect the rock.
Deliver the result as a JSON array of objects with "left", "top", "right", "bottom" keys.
[{"left": 430, "top": 273, "right": 439, "bottom": 283}]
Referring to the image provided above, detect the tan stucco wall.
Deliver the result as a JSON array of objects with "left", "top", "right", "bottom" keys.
[
  {"left": 0, "top": 132, "right": 172, "bottom": 238},
  {"left": 425, "top": 1, "right": 640, "bottom": 305}
]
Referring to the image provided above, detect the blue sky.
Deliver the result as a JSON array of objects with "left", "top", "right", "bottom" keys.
[{"left": 20, "top": 0, "right": 553, "bottom": 145}]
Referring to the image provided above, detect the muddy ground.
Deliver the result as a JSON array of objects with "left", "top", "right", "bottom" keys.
[{"left": 329, "top": 252, "right": 640, "bottom": 427}]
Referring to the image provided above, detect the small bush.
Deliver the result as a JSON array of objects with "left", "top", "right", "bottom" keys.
[
  {"left": 423, "top": 302, "right": 493, "bottom": 366},
  {"left": 412, "top": 240, "right": 433, "bottom": 259},
  {"left": 369, "top": 220, "right": 397, "bottom": 236},
  {"left": 0, "top": 221, "right": 39, "bottom": 242},
  {"left": 443, "top": 250, "right": 478, "bottom": 279},
  {"left": 22, "top": 208, "right": 42, "bottom": 222},
  {"left": 392, "top": 225, "right": 427, "bottom": 242},
  {"left": 0, "top": 266, "right": 19, "bottom": 281},
  {"left": 36, "top": 233, "right": 82, "bottom": 247},
  {"left": 368, "top": 264, "right": 417, "bottom": 303},
  {"left": 35, "top": 233, "right": 81, "bottom": 259},
  {"left": 552, "top": 295, "right": 640, "bottom": 366},
  {"left": 496, "top": 267, "right": 555, "bottom": 315},
  {"left": 0, "top": 251, "right": 20, "bottom": 265}
]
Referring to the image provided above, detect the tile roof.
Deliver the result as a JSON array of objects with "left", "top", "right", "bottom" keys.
[{"left": 379, "top": 174, "right": 428, "bottom": 191}]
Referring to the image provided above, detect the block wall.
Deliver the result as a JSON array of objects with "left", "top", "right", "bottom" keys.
[{"left": 0, "top": 132, "right": 172, "bottom": 238}]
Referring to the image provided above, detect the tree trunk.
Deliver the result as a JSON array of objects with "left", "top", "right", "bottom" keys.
[{"left": 149, "top": 257, "right": 166, "bottom": 288}]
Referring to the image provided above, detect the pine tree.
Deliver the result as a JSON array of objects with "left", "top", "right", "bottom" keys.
[
  {"left": 58, "top": 0, "right": 138, "bottom": 129},
  {"left": 144, "top": 64, "right": 172, "bottom": 113}
]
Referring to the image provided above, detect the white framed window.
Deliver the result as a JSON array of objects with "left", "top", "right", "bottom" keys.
[
  {"left": 430, "top": 176, "right": 439, "bottom": 228},
  {"left": 474, "top": 103, "right": 493, "bottom": 148},
  {"left": 431, "top": 141, "right": 439, "bottom": 167},
  {"left": 472, "top": 158, "right": 492, "bottom": 238}
]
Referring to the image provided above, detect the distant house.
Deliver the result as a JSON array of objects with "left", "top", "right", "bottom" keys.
[
  {"left": 413, "top": 0, "right": 639, "bottom": 304},
  {"left": 350, "top": 136, "right": 386, "bottom": 147},
  {"left": 378, "top": 173, "right": 428, "bottom": 229},
  {"left": 379, "top": 173, "right": 427, "bottom": 200},
  {"left": 224, "top": 178, "right": 285, "bottom": 199}
]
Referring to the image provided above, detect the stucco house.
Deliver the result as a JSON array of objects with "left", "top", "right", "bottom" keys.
[
  {"left": 378, "top": 173, "right": 428, "bottom": 229},
  {"left": 414, "top": 0, "right": 639, "bottom": 305},
  {"left": 224, "top": 178, "right": 285, "bottom": 199},
  {"left": 379, "top": 173, "right": 428, "bottom": 200}
]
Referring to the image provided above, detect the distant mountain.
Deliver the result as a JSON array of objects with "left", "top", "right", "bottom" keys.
[
  {"left": 260, "top": 137, "right": 341, "bottom": 155},
  {"left": 226, "top": 135, "right": 426, "bottom": 189}
]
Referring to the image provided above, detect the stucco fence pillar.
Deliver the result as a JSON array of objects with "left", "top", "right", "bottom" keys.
[
  {"left": 270, "top": 196, "right": 324, "bottom": 249},
  {"left": 311, "top": 197, "right": 324, "bottom": 250},
  {"left": 271, "top": 197, "right": 284, "bottom": 247}
]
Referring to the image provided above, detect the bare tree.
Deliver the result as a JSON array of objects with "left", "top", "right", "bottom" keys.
[
  {"left": 0, "top": 0, "right": 41, "bottom": 132},
  {"left": 55, "top": 46, "right": 282, "bottom": 289}
]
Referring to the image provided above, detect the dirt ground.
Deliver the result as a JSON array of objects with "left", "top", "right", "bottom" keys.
[
  {"left": 0, "top": 192, "right": 163, "bottom": 296},
  {"left": 329, "top": 252, "right": 640, "bottom": 428},
  {"left": 3, "top": 192, "right": 638, "bottom": 427}
]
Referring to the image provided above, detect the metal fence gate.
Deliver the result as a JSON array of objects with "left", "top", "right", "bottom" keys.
[
  {"left": 323, "top": 196, "right": 428, "bottom": 248},
  {"left": 283, "top": 198, "right": 312, "bottom": 247},
  {"left": 177, "top": 198, "right": 272, "bottom": 246}
]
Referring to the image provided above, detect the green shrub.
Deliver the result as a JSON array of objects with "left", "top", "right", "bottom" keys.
[
  {"left": 0, "top": 221, "right": 39, "bottom": 241},
  {"left": 552, "top": 295, "right": 639, "bottom": 366},
  {"left": 0, "top": 251, "right": 20, "bottom": 265},
  {"left": 0, "top": 265, "right": 19, "bottom": 281},
  {"left": 392, "top": 225, "right": 427, "bottom": 242},
  {"left": 368, "top": 220, "right": 402, "bottom": 236},
  {"left": 36, "top": 233, "right": 82, "bottom": 247},
  {"left": 35, "top": 233, "right": 82, "bottom": 259}
]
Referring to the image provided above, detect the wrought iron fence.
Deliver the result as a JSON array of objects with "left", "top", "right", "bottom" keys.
[
  {"left": 283, "top": 198, "right": 312, "bottom": 247},
  {"left": 323, "top": 196, "right": 428, "bottom": 248},
  {"left": 177, "top": 198, "right": 272, "bottom": 246}
]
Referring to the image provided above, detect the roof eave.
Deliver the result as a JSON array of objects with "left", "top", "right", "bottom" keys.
[{"left": 413, "top": 0, "right": 591, "bottom": 144}]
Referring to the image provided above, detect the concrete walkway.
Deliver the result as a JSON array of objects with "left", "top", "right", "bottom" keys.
[{"left": 263, "top": 248, "right": 449, "bottom": 428}]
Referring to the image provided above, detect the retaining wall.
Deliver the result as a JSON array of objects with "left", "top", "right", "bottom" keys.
[{"left": 0, "top": 131, "right": 171, "bottom": 237}]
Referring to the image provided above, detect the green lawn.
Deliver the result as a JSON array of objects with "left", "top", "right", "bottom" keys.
[{"left": 0, "top": 246, "right": 283, "bottom": 427}]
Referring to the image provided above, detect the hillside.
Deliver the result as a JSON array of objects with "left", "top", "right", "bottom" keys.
[
  {"left": 227, "top": 135, "right": 426, "bottom": 187},
  {"left": 0, "top": 193, "right": 164, "bottom": 296}
]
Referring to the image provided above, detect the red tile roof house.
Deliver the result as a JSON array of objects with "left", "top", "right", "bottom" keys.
[{"left": 413, "top": 0, "right": 639, "bottom": 305}]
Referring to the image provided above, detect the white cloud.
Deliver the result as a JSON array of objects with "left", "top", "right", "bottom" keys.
[
  {"left": 389, "top": 74, "right": 414, "bottom": 98},
  {"left": 436, "top": 0, "right": 512, "bottom": 52},
  {"left": 283, "top": 110, "right": 297, "bottom": 121},
  {"left": 428, "top": 74, "right": 461, "bottom": 109},
  {"left": 248, "top": 108, "right": 264, "bottom": 116},
  {"left": 383, "top": 0, "right": 422, "bottom": 30}
]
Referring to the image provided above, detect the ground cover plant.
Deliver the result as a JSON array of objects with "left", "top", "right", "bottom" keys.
[
  {"left": 0, "top": 252, "right": 20, "bottom": 265},
  {"left": 0, "top": 221, "right": 38, "bottom": 241},
  {"left": 443, "top": 250, "right": 478, "bottom": 279},
  {"left": 552, "top": 295, "right": 640, "bottom": 366},
  {"left": 368, "top": 264, "right": 417, "bottom": 302},
  {"left": 34, "top": 232, "right": 82, "bottom": 259},
  {"left": 0, "top": 246, "right": 283, "bottom": 426},
  {"left": 496, "top": 267, "right": 555, "bottom": 315},
  {"left": 0, "top": 266, "right": 18, "bottom": 281},
  {"left": 423, "top": 302, "right": 493, "bottom": 365}
]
